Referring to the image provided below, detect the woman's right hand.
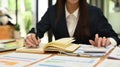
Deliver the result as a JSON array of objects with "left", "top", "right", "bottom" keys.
[{"left": 24, "top": 33, "right": 41, "bottom": 48}]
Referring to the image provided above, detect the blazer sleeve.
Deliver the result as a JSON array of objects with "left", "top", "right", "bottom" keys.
[
  {"left": 95, "top": 8, "right": 120, "bottom": 45},
  {"left": 36, "top": 8, "right": 51, "bottom": 38}
]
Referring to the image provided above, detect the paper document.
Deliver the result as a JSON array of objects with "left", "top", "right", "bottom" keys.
[
  {"left": 29, "top": 55, "right": 100, "bottom": 67},
  {"left": 108, "top": 47, "right": 120, "bottom": 60},
  {"left": 74, "top": 44, "right": 114, "bottom": 57},
  {"left": 0, "top": 52, "right": 51, "bottom": 67},
  {"left": 97, "top": 59, "right": 120, "bottom": 67}
]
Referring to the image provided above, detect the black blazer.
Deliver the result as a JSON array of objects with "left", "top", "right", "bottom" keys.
[{"left": 29, "top": 4, "right": 120, "bottom": 45}]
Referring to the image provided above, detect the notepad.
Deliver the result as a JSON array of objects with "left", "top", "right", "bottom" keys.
[{"left": 16, "top": 37, "right": 80, "bottom": 53}]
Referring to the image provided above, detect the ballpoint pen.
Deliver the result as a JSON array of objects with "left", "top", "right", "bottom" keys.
[
  {"left": 59, "top": 51, "right": 91, "bottom": 57},
  {"left": 35, "top": 28, "right": 42, "bottom": 48}
]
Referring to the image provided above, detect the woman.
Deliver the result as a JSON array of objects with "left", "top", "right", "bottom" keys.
[{"left": 24, "top": 0, "right": 120, "bottom": 48}]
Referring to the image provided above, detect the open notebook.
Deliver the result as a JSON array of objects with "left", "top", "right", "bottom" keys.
[{"left": 16, "top": 38, "right": 80, "bottom": 53}]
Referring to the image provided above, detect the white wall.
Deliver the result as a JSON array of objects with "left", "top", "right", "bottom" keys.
[
  {"left": 38, "top": 0, "right": 49, "bottom": 43},
  {"left": 1, "top": 0, "right": 8, "bottom": 8},
  {"left": 52, "top": 0, "right": 56, "bottom": 5},
  {"left": 109, "top": 13, "right": 120, "bottom": 34},
  {"left": 108, "top": 0, "right": 120, "bottom": 34},
  {"left": 38, "top": 0, "right": 48, "bottom": 21},
  {"left": 104, "top": 0, "right": 120, "bottom": 35}
]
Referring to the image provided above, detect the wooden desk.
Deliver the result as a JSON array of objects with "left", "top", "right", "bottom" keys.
[{"left": 0, "top": 50, "right": 15, "bottom": 55}]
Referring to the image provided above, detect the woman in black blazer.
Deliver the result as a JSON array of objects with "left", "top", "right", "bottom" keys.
[{"left": 24, "top": 0, "right": 120, "bottom": 48}]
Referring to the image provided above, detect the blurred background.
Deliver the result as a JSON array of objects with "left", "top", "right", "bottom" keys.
[{"left": 0, "top": 0, "right": 120, "bottom": 43}]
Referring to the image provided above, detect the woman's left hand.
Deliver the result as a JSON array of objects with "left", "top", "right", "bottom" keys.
[{"left": 89, "top": 34, "right": 111, "bottom": 47}]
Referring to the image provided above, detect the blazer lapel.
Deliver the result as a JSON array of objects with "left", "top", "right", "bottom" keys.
[{"left": 55, "top": 9, "right": 70, "bottom": 37}]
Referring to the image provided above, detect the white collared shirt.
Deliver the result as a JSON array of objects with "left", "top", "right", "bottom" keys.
[
  {"left": 65, "top": 6, "right": 79, "bottom": 37},
  {"left": 65, "top": 5, "right": 117, "bottom": 46}
]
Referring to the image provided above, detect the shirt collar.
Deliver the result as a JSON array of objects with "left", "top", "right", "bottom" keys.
[{"left": 65, "top": 5, "right": 79, "bottom": 18}]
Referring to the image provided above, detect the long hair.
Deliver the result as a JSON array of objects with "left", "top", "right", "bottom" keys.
[{"left": 56, "top": 0, "right": 89, "bottom": 39}]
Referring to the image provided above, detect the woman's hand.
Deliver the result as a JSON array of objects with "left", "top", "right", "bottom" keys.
[
  {"left": 89, "top": 34, "right": 111, "bottom": 47},
  {"left": 24, "top": 33, "right": 41, "bottom": 48}
]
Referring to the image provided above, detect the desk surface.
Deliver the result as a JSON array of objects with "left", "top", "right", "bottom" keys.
[
  {"left": 0, "top": 47, "right": 115, "bottom": 67},
  {"left": 0, "top": 42, "right": 119, "bottom": 67}
]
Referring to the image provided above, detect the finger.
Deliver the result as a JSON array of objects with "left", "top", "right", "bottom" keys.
[
  {"left": 95, "top": 34, "right": 99, "bottom": 38},
  {"left": 31, "top": 34, "right": 39, "bottom": 45},
  {"left": 24, "top": 41, "right": 31, "bottom": 48},
  {"left": 24, "top": 39, "right": 32, "bottom": 48},
  {"left": 30, "top": 34, "right": 37, "bottom": 44},
  {"left": 95, "top": 34, "right": 99, "bottom": 46},
  {"left": 35, "top": 39, "right": 41, "bottom": 46},
  {"left": 27, "top": 35, "right": 36, "bottom": 45},
  {"left": 25, "top": 43, "right": 32, "bottom": 48},
  {"left": 97, "top": 37, "right": 102, "bottom": 47},
  {"left": 102, "top": 37, "right": 106, "bottom": 47},
  {"left": 89, "top": 40, "right": 95, "bottom": 46},
  {"left": 38, "top": 39, "right": 41, "bottom": 44},
  {"left": 105, "top": 38, "right": 111, "bottom": 47},
  {"left": 26, "top": 39, "right": 37, "bottom": 48},
  {"left": 36, "top": 39, "right": 41, "bottom": 46}
]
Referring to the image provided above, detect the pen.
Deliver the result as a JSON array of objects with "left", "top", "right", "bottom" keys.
[
  {"left": 34, "top": 27, "right": 38, "bottom": 40},
  {"left": 34, "top": 28, "right": 40, "bottom": 47},
  {"left": 36, "top": 35, "right": 40, "bottom": 48},
  {"left": 59, "top": 51, "right": 91, "bottom": 57}
]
